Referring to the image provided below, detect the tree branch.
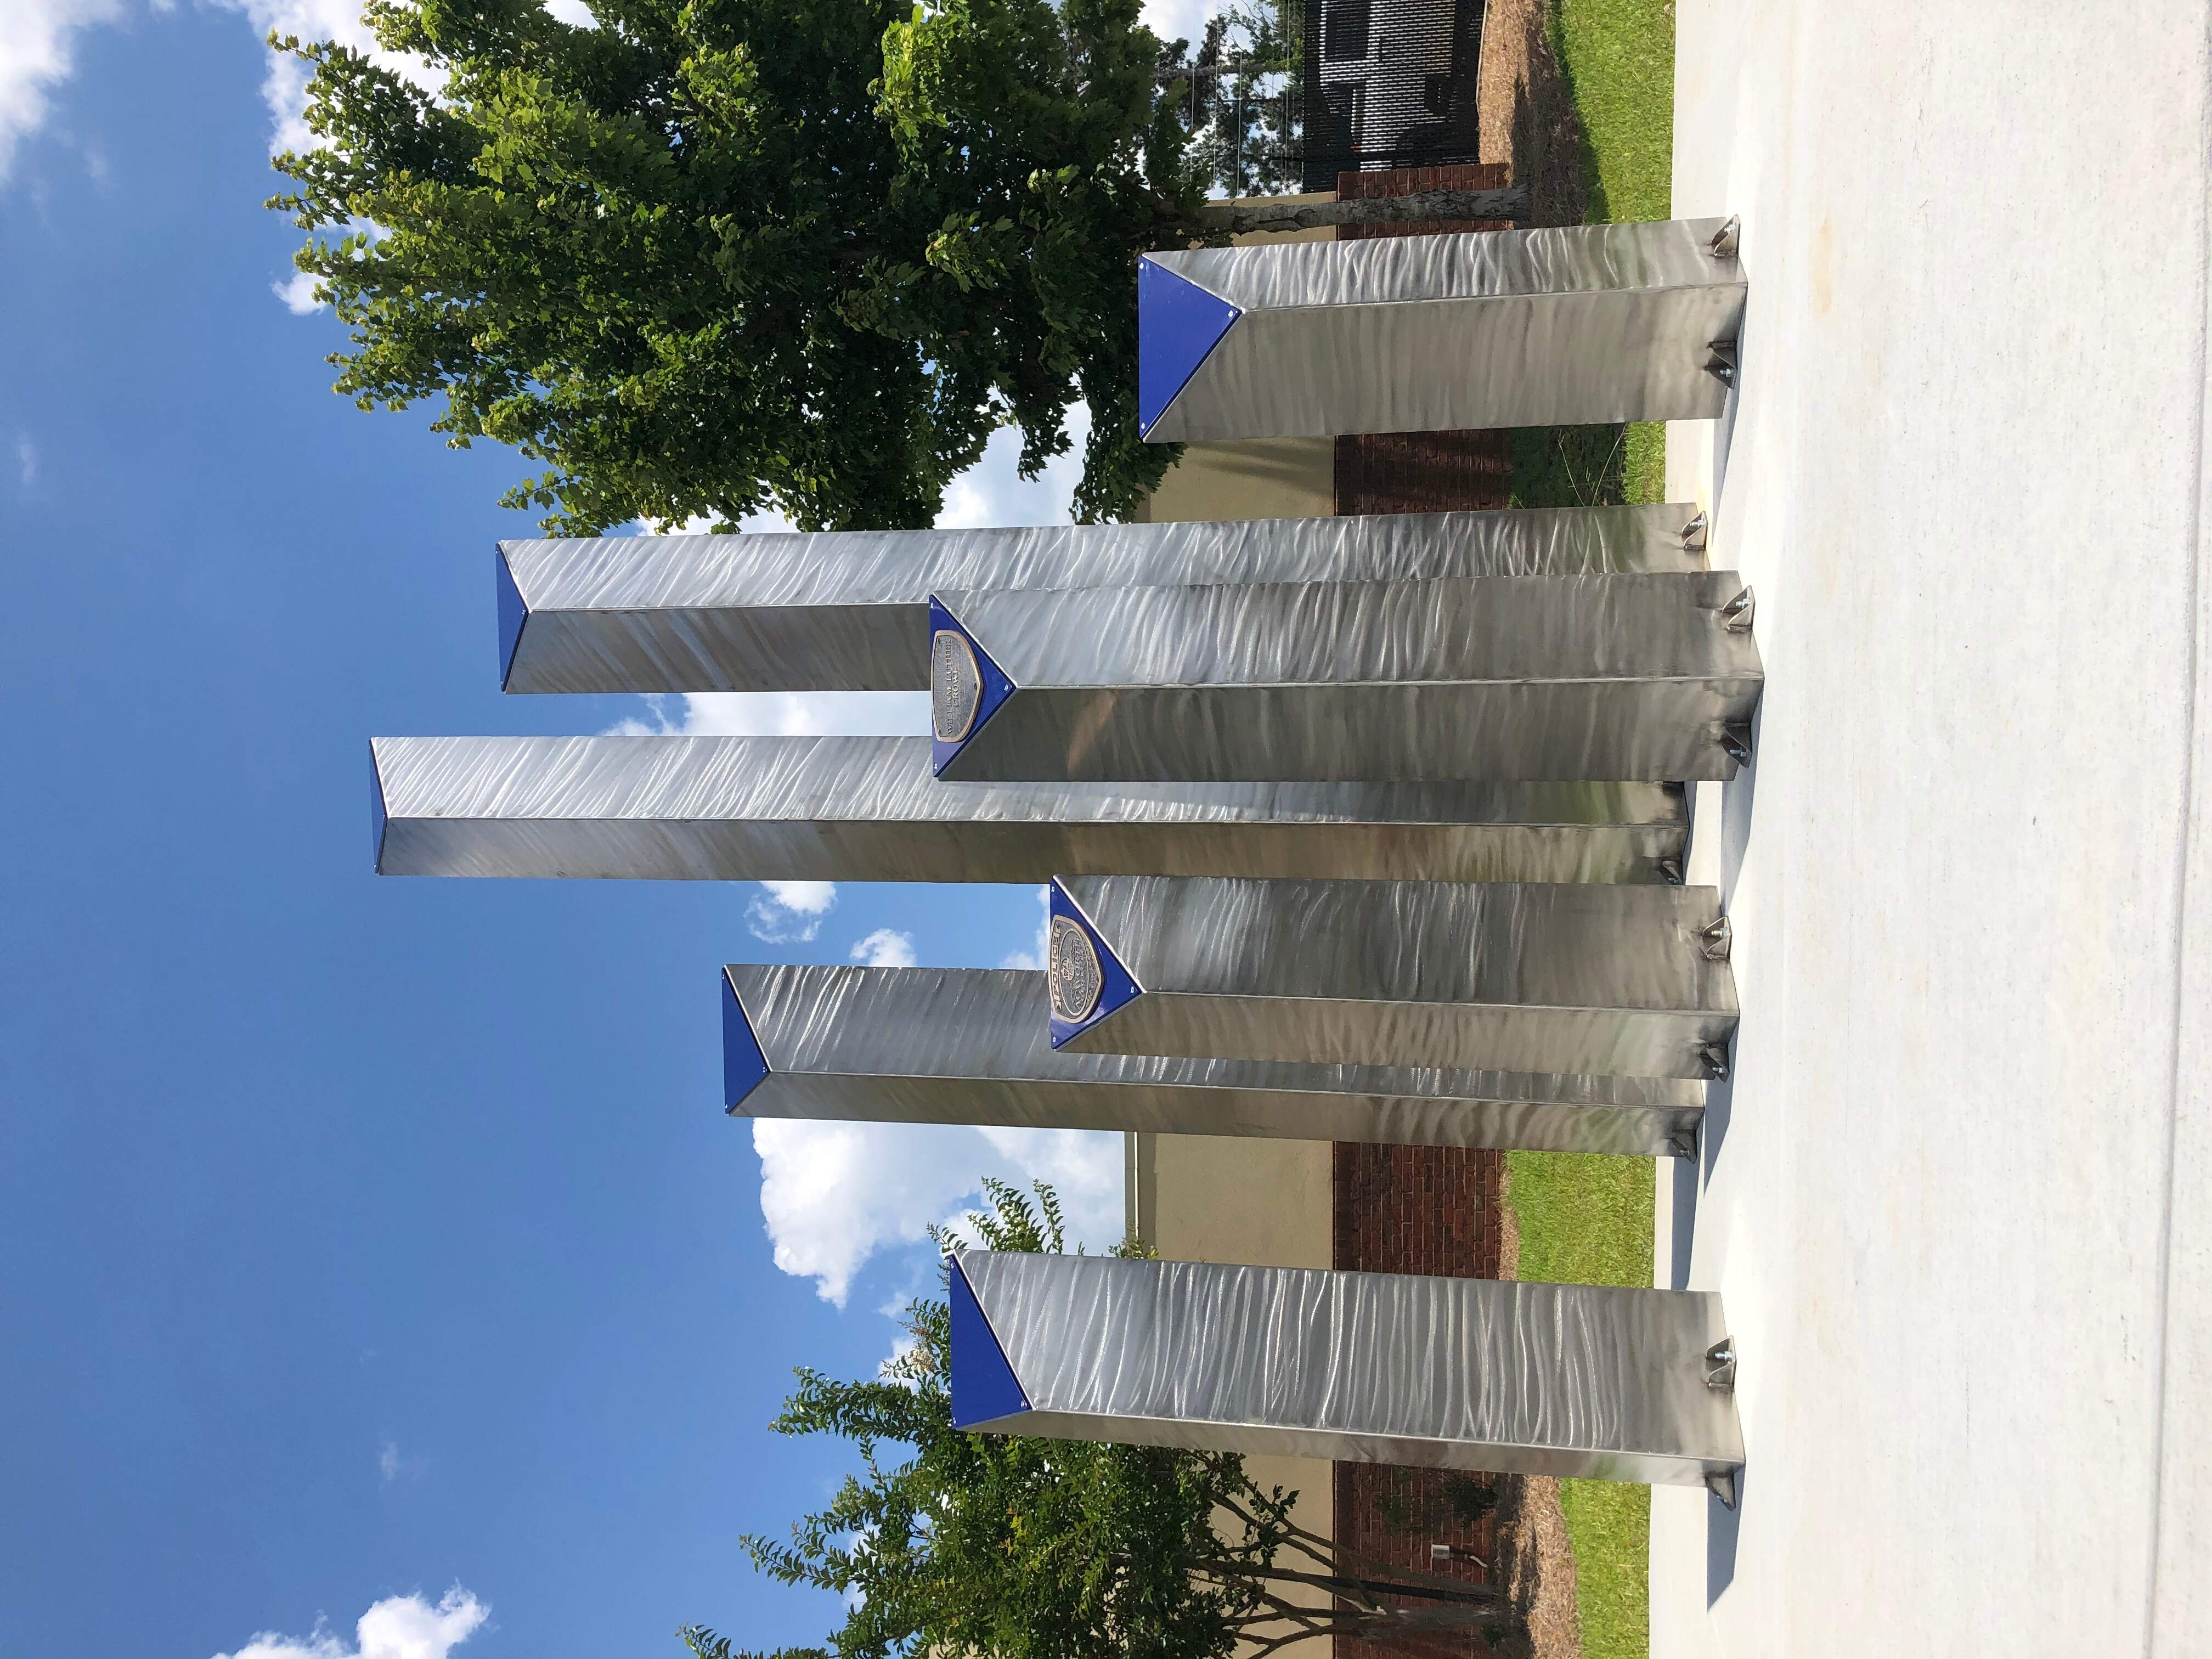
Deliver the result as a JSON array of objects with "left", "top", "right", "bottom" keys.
[
  {"left": 1238, "top": 1628, "right": 1323, "bottom": 1659},
  {"left": 1279, "top": 1566, "right": 1503, "bottom": 1608},
  {"left": 1226, "top": 1494, "right": 1496, "bottom": 1596},
  {"left": 1195, "top": 188, "right": 1531, "bottom": 234},
  {"left": 1197, "top": 1555, "right": 1504, "bottom": 1611}
]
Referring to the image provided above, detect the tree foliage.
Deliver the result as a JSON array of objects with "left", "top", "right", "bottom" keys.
[
  {"left": 685, "top": 1178, "right": 1515, "bottom": 1659},
  {"left": 267, "top": 0, "right": 1214, "bottom": 533}
]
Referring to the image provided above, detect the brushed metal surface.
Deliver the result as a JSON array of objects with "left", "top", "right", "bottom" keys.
[
  {"left": 1142, "top": 218, "right": 1746, "bottom": 441},
  {"left": 932, "top": 573, "right": 1762, "bottom": 783},
  {"left": 498, "top": 506, "right": 1707, "bottom": 694},
  {"left": 370, "top": 735, "right": 1689, "bottom": 884},
  {"left": 726, "top": 966, "right": 1702, "bottom": 1156},
  {"left": 1054, "top": 874, "right": 1739, "bottom": 1079},
  {"left": 953, "top": 1251, "right": 1744, "bottom": 1490}
]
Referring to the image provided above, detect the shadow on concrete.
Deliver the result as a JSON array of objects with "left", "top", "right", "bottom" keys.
[
  {"left": 1672, "top": 1063, "right": 1736, "bottom": 1290},
  {"left": 1701, "top": 1070, "right": 1737, "bottom": 1190},
  {"left": 1663, "top": 1111, "right": 1697, "bottom": 1293},
  {"left": 1709, "top": 329, "right": 1742, "bottom": 510},
  {"left": 1688, "top": 292, "right": 1751, "bottom": 1618},
  {"left": 1708, "top": 1464, "right": 1745, "bottom": 1604},
  {"left": 1722, "top": 703, "right": 1761, "bottom": 901}
]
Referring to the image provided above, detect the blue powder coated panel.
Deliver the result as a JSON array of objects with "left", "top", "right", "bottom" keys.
[
  {"left": 496, "top": 547, "right": 530, "bottom": 690},
  {"left": 721, "top": 970, "right": 770, "bottom": 1111},
  {"left": 928, "top": 595, "right": 1017, "bottom": 777},
  {"left": 948, "top": 1253, "right": 1032, "bottom": 1429},
  {"left": 1137, "top": 258, "right": 1241, "bottom": 437},
  {"left": 370, "top": 748, "right": 390, "bottom": 874},
  {"left": 1046, "top": 878, "right": 1145, "bottom": 1049}
]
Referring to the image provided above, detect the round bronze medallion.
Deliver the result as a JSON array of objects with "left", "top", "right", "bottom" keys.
[
  {"left": 931, "top": 629, "right": 983, "bottom": 743},
  {"left": 1047, "top": 915, "right": 1103, "bottom": 1024}
]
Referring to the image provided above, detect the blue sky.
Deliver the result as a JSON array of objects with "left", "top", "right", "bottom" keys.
[{"left": 0, "top": 5, "right": 1176, "bottom": 1656}]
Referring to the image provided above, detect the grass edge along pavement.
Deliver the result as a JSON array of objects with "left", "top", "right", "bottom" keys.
[
  {"left": 1506, "top": 0, "right": 1678, "bottom": 514},
  {"left": 1503, "top": 1149, "right": 1656, "bottom": 1659},
  {"left": 1501, "top": 3, "right": 1674, "bottom": 1655}
]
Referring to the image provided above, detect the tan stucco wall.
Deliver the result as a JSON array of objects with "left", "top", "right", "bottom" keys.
[
  {"left": 1138, "top": 1131, "right": 1336, "bottom": 1531},
  {"left": 1129, "top": 1130, "right": 1338, "bottom": 1628},
  {"left": 1139, "top": 1133, "right": 1333, "bottom": 1269},
  {"left": 1134, "top": 436, "right": 1337, "bottom": 523},
  {"left": 1127, "top": 193, "right": 1344, "bottom": 1641}
]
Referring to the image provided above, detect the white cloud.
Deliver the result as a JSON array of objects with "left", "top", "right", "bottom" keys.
[
  {"left": 14, "top": 434, "right": 35, "bottom": 489},
  {"left": 935, "top": 403, "right": 1091, "bottom": 531},
  {"left": 0, "top": 0, "right": 126, "bottom": 183},
  {"left": 273, "top": 268, "right": 325, "bottom": 314},
  {"left": 998, "top": 884, "right": 1052, "bottom": 970},
  {"left": 0, "top": 0, "right": 127, "bottom": 182},
  {"left": 746, "top": 878, "right": 837, "bottom": 943},
  {"left": 754, "top": 1119, "right": 1122, "bottom": 1306},
  {"left": 214, "top": 1588, "right": 488, "bottom": 1659},
  {"left": 208, "top": 1, "right": 441, "bottom": 157},
  {"left": 1141, "top": 0, "right": 1224, "bottom": 55},
  {"left": 972, "top": 1127, "right": 1126, "bottom": 1235},
  {"left": 376, "top": 1438, "right": 425, "bottom": 1483},
  {"left": 543, "top": 0, "right": 596, "bottom": 22},
  {"left": 849, "top": 928, "right": 917, "bottom": 969},
  {"left": 611, "top": 689, "right": 930, "bottom": 741}
]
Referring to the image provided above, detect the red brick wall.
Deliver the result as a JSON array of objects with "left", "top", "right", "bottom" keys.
[
  {"left": 1331, "top": 1145, "right": 1506, "bottom": 1279},
  {"left": 1333, "top": 163, "right": 1515, "bottom": 517},
  {"left": 1329, "top": 1146, "right": 1506, "bottom": 1658},
  {"left": 1335, "top": 161, "right": 1517, "bottom": 236},
  {"left": 1328, "top": 163, "right": 1516, "bottom": 1659}
]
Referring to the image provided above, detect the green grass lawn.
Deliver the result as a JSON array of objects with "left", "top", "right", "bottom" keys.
[
  {"left": 1556, "top": 0, "right": 1675, "bottom": 224},
  {"left": 1507, "top": 0, "right": 1677, "bottom": 512},
  {"left": 1500, "top": 14, "right": 1673, "bottom": 1651},
  {"left": 1503, "top": 1150, "right": 1656, "bottom": 1659}
]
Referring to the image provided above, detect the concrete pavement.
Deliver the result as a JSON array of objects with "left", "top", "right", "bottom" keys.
[{"left": 1656, "top": 4, "right": 2211, "bottom": 1652}]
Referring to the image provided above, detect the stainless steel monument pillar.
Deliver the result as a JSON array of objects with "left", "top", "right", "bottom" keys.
[
  {"left": 723, "top": 965, "right": 1702, "bottom": 1156},
  {"left": 1046, "top": 874, "right": 1739, "bottom": 1080},
  {"left": 928, "top": 574, "right": 1761, "bottom": 783},
  {"left": 948, "top": 1250, "right": 1745, "bottom": 1501},
  {"left": 1137, "top": 217, "right": 1745, "bottom": 441},
  {"left": 495, "top": 506, "right": 1709, "bottom": 695},
  {"left": 370, "top": 736, "right": 1691, "bottom": 885}
]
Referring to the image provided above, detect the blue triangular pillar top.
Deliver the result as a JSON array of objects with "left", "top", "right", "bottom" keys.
[
  {"left": 1137, "top": 258, "right": 1242, "bottom": 437},
  {"left": 947, "top": 1253, "right": 1032, "bottom": 1430},
  {"left": 496, "top": 547, "right": 530, "bottom": 690},
  {"left": 721, "top": 971, "right": 770, "bottom": 1111},
  {"left": 927, "top": 595, "right": 1017, "bottom": 777},
  {"left": 1046, "top": 879, "right": 1144, "bottom": 1049}
]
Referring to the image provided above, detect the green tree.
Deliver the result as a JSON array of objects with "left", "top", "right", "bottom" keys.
[
  {"left": 268, "top": 1, "right": 1521, "bottom": 533},
  {"left": 686, "top": 1179, "right": 1517, "bottom": 1659}
]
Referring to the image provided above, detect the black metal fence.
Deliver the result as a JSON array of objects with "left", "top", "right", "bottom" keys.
[
  {"left": 1159, "top": 0, "right": 1486, "bottom": 198},
  {"left": 1302, "top": 0, "right": 1486, "bottom": 190}
]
